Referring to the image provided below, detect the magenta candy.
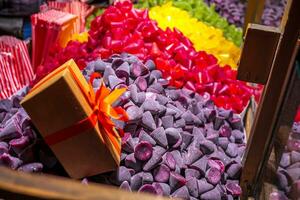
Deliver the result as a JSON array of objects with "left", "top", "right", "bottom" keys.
[
  {"left": 163, "top": 152, "right": 176, "bottom": 170},
  {"left": 156, "top": 94, "right": 169, "bottom": 105},
  {"left": 290, "top": 151, "right": 300, "bottom": 164},
  {"left": 206, "top": 167, "right": 221, "bottom": 185},
  {"left": 219, "top": 125, "right": 232, "bottom": 138},
  {"left": 136, "top": 92, "right": 146, "bottom": 105},
  {"left": 142, "top": 111, "right": 156, "bottom": 131},
  {"left": 108, "top": 75, "right": 124, "bottom": 89},
  {"left": 226, "top": 182, "right": 242, "bottom": 197},
  {"left": 200, "top": 187, "right": 221, "bottom": 200},
  {"left": 131, "top": 62, "right": 149, "bottom": 78},
  {"left": 129, "top": 84, "right": 138, "bottom": 103},
  {"left": 142, "top": 99, "right": 160, "bottom": 113},
  {"left": 180, "top": 131, "right": 193, "bottom": 151},
  {"left": 171, "top": 186, "right": 189, "bottom": 200},
  {"left": 200, "top": 140, "right": 216, "bottom": 155},
  {"left": 214, "top": 116, "right": 225, "bottom": 130},
  {"left": 154, "top": 164, "right": 171, "bottom": 183},
  {"left": 226, "top": 143, "right": 238, "bottom": 158},
  {"left": 165, "top": 108, "right": 177, "bottom": 116},
  {"left": 103, "top": 67, "right": 116, "bottom": 85},
  {"left": 17, "top": 162, "right": 43, "bottom": 173},
  {"left": 9, "top": 136, "right": 30, "bottom": 154},
  {"left": 218, "top": 137, "right": 229, "bottom": 150},
  {"left": 139, "top": 130, "right": 156, "bottom": 146},
  {"left": 0, "top": 153, "right": 23, "bottom": 169},
  {"left": 208, "top": 159, "right": 225, "bottom": 174},
  {"left": 286, "top": 168, "right": 300, "bottom": 182},
  {"left": 142, "top": 172, "right": 154, "bottom": 184},
  {"left": 190, "top": 156, "right": 208, "bottom": 175},
  {"left": 229, "top": 117, "right": 243, "bottom": 131},
  {"left": 116, "top": 166, "right": 132, "bottom": 184},
  {"left": 184, "top": 146, "right": 203, "bottom": 165},
  {"left": 120, "top": 181, "right": 132, "bottom": 191},
  {"left": 135, "top": 76, "right": 148, "bottom": 92},
  {"left": 134, "top": 141, "right": 153, "bottom": 161},
  {"left": 126, "top": 105, "right": 143, "bottom": 122},
  {"left": 0, "top": 142, "right": 8, "bottom": 155},
  {"left": 0, "top": 119, "right": 22, "bottom": 140},
  {"left": 197, "top": 178, "right": 214, "bottom": 195},
  {"left": 152, "top": 182, "right": 171, "bottom": 196},
  {"left": 161, "top": 115, "right": 174, "bottom": 129},
  {"left": 226, "top": 163, "right": 242, "bottom": 179},
  {"left": 121, "top": 132, "right": 135, "bottom": 153},
  {"left": 143, "top": 146, "right": 165, "bottom": 171},
  {"left": 204, "top": 109, "right": 217, "bottom": 122},
  {"left": 170, "top": 150, "right": 185, "bottom": 169},
  {"left": 116, "top": 62, "right": 130, "bottom": 78},
  {"left": 125, "top": 153, "right": 142, "bottom": 172},
  {"left": 276, "top": 171, "right": 289, "bottom": 191},
  {"left": 231, "top": 130, "right": 244, "bottom": 143},
  {"left": 169, "top": 172, "right": 187, "bottom": 191},
  {"left": 174, "top": 118, "right": 185, "bottom": 128},
  {"left": 150, "top": 127, "right": 167, "bottom": 148},
  {"left": 130, "top": 172, "right": 143, "bottom": 190},
  {"left": 186, "top": 177, "right": 199, "bottom": 197},
  {"left": 138, "top": 184, "right": 157, "bottom": 194},
  {"left": 218, "top": 109, "right": 233, "bottom": 120},
  {"left": 185, "top": 168, "right": 200, "bottom": 180},
  {"left": 165, "top": 128, "right": 181, "bottom": 147}
]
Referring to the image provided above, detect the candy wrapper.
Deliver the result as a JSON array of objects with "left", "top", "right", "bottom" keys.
[
  {"left": 31, "top": 9, "right": 78, "bottom": 71},
  {"left": 21, "top": 59, "right": 128, "bottom": 179},
  {"left": 0, "top": 36, "right": 34, "bottom": 99}
]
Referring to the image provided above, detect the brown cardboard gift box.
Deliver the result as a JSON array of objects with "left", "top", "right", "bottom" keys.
[{"left": 21, "top": 59, "right": 124, "bottom": 179}]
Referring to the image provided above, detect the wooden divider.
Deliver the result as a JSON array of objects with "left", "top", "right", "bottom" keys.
[
  {"left": 240, "top": 0, "right": 300, "bottom": 198},
  {"left": 0, "top": 167, "right": 170, "bottom": 200}
]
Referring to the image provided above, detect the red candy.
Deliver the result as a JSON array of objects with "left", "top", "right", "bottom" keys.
[{"left": 38, "top": 1, "right": 261, "bottom": 113}]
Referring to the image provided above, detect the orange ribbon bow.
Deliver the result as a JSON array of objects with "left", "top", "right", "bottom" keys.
[{"left": 31, "top": 63, "right": 128, "bottom": 152}]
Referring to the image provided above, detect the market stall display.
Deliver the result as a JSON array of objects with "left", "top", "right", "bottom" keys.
[
  {"left": 0, "top": 0, "right": 299, "bottom": 199},
  {"left": 38, "top": 1, "right": 261, "bottom": 113}
]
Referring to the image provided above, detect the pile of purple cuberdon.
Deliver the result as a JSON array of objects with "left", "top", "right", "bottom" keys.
[
  {"left": 0, "top": 53, "right": 246, "bottom": 199},
  {"left": 82, "top": 53, "right": 245, "bottom": 199}
]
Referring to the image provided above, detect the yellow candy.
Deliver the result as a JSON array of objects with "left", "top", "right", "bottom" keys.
[
  {"left": 70, "top": 32, "right": 89, "bottom": 43},
  {"left": 149, "top": 3, "right": 240, "bottom": 68}
]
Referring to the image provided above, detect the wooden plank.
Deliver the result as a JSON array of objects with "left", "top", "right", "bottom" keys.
[
  {"left": 237, "top": 24, "right": 281, "bottom": 84},
  {"left": 0, "top": 167, "right": 170, "bottom": 200},
  {"left": 240, "top": 0, "right": 300, "bottom": 198},
  {"left": 243, "top": 0, "right": 266, "bottom": 34}
]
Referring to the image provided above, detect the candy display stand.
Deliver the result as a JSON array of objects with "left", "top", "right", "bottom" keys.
[{"left": 0, "top": 1, "right": 299, "bottom": 200}]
